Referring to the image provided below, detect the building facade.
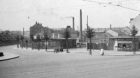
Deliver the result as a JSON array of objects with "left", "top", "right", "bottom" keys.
[
  {"left": 30, "top": 23, "right": 78, "bottom": 49},
  {"left": 87, "top": 26, "right": 140, "bottom": 51},
  {"left": 108, "top": 37, "right": 139, "bottom": 51}
]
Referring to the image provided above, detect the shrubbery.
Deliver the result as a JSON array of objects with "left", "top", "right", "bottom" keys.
[{"left": 0, "top": 30, "right": 21, "bottom": 46}]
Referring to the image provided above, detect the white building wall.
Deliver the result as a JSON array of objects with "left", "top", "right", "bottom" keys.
[{"left": 129, "top": 14, "right": 140, "bottom": 36}]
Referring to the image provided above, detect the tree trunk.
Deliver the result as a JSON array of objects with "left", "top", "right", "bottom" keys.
[
  {"left": 66, "top": 38, "right": 69, "bottom": 53},
  {"left": 17, "top": 40, "right": 19, "bottom": 48},
  {"left": 133, "top": 36, "right": 136, "bottom": 54},
  {"left": 45, "top": 40, "right": 47, "bottom": 51},
  {"left": 89, "top": 38, "right": 92, "bottom": 55}
]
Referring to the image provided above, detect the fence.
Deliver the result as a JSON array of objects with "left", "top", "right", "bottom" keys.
[{"left": 87, "top": 43, "right": 108, "bottom": 50}]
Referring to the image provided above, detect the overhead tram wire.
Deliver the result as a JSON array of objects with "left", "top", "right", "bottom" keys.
[{"left": 82, "top": 0, "right": 140, "bottom": 12}]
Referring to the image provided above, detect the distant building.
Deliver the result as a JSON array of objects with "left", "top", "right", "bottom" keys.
[
  {"left": 30, "top": 24, "right": 79, "bottom": 49},
  {"left": 86, "top": 28, "right": 112, "bottom": 50},
  {"left": 30, "top": 22, "right": 44, "bottom": 40},
  {"left": 105, "top": 14, "right": 140, "bottom": 51},
  {"left": 49, "top": 26, "right": 79, "bottom": 49},
  {"left": 30, "top": 22, "right": 51, "bottom": 40},
  {"left": 87, "top": 26, "right": 140, "bottom": 51}
]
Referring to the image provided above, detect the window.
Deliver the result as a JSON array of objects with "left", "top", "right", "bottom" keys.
[{"left": 123, "top": 44, "right": 126, "bottom": 48}]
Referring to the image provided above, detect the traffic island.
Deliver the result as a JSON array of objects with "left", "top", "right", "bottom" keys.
[
  {"left": 0, "top": 52, "right": 19, "bottom": 61},
  {"left": 0, "top": 52, "right": 4, "bottom": 57}
]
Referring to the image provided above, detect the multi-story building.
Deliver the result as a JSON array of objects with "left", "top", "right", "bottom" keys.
[
  {"left": 30, "top": 22, "right": 51, "bottom": 40},
  {"left": 30, "top": 23, "right": 79, "bottom": 49}
]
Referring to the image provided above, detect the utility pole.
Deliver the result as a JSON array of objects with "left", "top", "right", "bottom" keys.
[{"left": 80, "top": 9, "right": 83, "bottom": 42}]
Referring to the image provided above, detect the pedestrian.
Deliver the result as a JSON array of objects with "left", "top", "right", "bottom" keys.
[{"left": 100, "top": 48, "right": 104, "bottom": 56}]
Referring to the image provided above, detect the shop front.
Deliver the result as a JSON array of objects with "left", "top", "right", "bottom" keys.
[
  {"left": 114, "top": 41, "right": 133, "bottom": 51},
  {"left": 109, "top": 37, "right": 139, "bottom": 51}
]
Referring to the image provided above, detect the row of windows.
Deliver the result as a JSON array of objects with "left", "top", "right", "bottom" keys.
[{"left": 118, "top": 43, "right": 132, "bottom": 48}]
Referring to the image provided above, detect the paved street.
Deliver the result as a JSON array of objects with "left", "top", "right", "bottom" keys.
[{"left": 1, "top": 45, "right": 140, "bottom": 78}]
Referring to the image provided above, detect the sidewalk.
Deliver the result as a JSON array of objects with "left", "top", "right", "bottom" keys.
[
  {"left": 0, "top": 52, "right": 19, "bottom": 61},
  {"left": 13, "top": 45, "right": 140, "bottom": 56},
  {"left": 99, "top": 50, "right": 140, "bottom": 56},
  {"left": 69, "top": 48, "right": 140, "bottom": 56}
]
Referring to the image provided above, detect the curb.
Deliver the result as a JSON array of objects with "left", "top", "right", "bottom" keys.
[
  {"left": 0, "top": 53, "right": 19, "bottom": 61},
  {"left": 88, "top": 54, "right": 139, "bottom": 56},
  {"left": 95, "top": 54, "right": 140, "bottom": 56}
]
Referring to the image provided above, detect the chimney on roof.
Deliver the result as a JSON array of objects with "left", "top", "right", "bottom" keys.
[
  {"left": 110, "top": 24, "right": 112, "bottom": 29},
  {"left": 36, "top": 21, "right": 38, "bottom": 24},
  {"left": 129, "top": 18, "right": 134, "bottom": 23},
  {"left": 67, "top": 26, "right": 71, "bottom": 28}
]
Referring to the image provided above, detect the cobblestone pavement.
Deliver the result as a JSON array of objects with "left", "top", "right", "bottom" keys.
[{"left": 1, "top": 45, "right": 140, "bottom": 78}]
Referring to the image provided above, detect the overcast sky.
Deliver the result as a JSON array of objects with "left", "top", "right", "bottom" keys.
[{"left": 0, "top": 0, "right": 140, "bottom": 31}]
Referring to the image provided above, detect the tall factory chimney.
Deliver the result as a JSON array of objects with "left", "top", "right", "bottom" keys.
[
  {"left": 87, "top": 15, "right": 89, "bottom": 29},
  {"left": 72, "top": 17, "right": 75, "bottom": 30},
  {"left": 80, "top": 9, "right": 82, "bottom": 41},
  {"left": 23, "top": 27, "right": 24, "bottom": 37},
  {"left": 110, "top": 24, "right": 112, "bottom": 29}
]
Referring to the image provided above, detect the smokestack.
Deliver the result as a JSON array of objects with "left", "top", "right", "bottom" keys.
[
  {"left": 87, "top": 15, "right": 89, "bottom": 29},
  {"left": 110, "top": 24, "right": 112, "bottom": 29},
  {"left": 80, "top": 9, "right": 82, "bottom": 41},
  {"left": 23, "top": 27, "right": 24, "bottom": 36},
  {"left": 72, "top": 17, "right": 75, "bottom": 30}
]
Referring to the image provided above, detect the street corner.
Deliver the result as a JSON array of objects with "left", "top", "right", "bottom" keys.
[{"left": 0, "top": 52, "right": 19, "bottom": 61}]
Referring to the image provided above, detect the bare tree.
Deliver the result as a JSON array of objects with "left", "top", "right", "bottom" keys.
[
  {"left": 86, "top": 27, "right": 95, "bottom": 55},
  {"left": 131, "top": 25, "right": 138, "bottom": 54}
]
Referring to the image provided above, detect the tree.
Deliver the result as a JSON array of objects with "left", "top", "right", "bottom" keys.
[
  {"left": 86, "top": 27, "right": 95, "bottom": 55},
  {"left": 131, "top": 25, "right": 138, "bottom": 54},
  {"left": 20, "top": 35, "right": 24, "bottom": 41},
  {"left": 16, "top": 35, "right": 20, "bottom": 48},
  {"left": 30, "top": 35, "right": 34, "bottom": 41},
  {"left": 43, "top": 32, "right": 50, "bottom": 50},
  {"left": 63, "top": 27, "right": 71, "bottom": 53},
  {"left": 16, "top": 35, "right": 20, "bottom": 42},
  {"left": 36, "top": 35, "right": 41, "bottom": 50}
]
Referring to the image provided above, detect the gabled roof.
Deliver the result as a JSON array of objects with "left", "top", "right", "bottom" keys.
[
  {"left": 92, "top": 32, "right": 113, "bottom": 39},
  {"left": 111, "top": 28, "right": 130, "bottom": 36},
  {"left": 94, "top": 28, "right": 107, "bottom": 32},
  {"left": 106, "top": 27, "right": 131, "bottom": 37}
]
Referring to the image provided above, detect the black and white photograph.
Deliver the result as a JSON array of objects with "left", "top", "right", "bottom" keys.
[{"left": 0, "top": 0, "right": 140, "bottom": 78}]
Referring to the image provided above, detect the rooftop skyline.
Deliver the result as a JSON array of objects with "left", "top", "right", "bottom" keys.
[{"left": 0, "top": 0, "right": 140, "bottom": 31}]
